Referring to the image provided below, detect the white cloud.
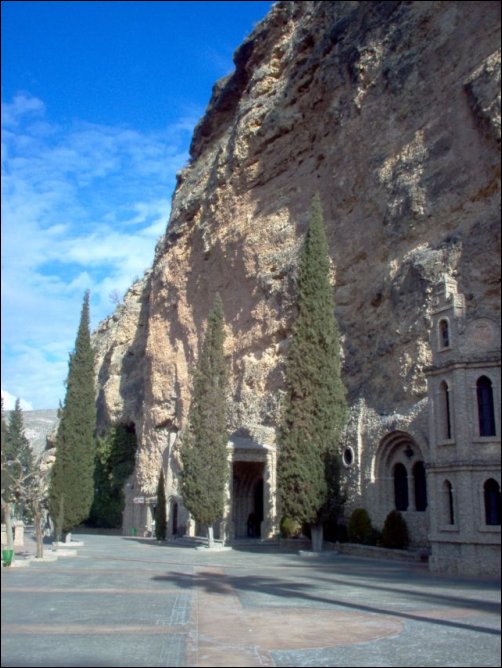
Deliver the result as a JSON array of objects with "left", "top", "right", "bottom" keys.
[
  {"left": 1, "top": 94, "right": 46, "bottom": 127},
  {"left": 1, "top": 93, "right": 200, "bottom": 408},
  {"left": 1, "top": 389, "right": 33, "bottom": 412}
]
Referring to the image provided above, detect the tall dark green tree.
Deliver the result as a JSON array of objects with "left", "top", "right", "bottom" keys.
[
  {"left": 277, "top": 194, "right": 347, "bottom": 548},
  {"left": 49, "top": 291, "right": 96, "bottom": 539},
  {"left": 88, "top": 425, "right": 137, "bottom": 528},
  {"left": 181, "top": 294, "right": 229, "bottom": 548},
  {"left": 154, "top": 469, "right": 167, "bottom": 541}
]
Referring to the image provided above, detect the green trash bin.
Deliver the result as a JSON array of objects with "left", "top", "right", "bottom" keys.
[
  {"left": 2, "top": 548, "right": 14, "bottom": 567},
  {"left": 130, "top": 528, "right": 137, "bottom": 536}
]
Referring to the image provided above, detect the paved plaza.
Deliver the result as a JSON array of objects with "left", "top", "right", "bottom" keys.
[{"left": 1, "top": 533, "right": 500, "bottom": 667}]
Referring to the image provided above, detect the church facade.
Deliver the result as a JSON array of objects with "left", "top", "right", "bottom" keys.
[{"left": 335, "top": 276, "right": 500, "bottom": 576}]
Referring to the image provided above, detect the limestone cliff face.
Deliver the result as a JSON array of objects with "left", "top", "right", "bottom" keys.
[{"left": 94, "top": 1, "right": 501, "bottom": 495}]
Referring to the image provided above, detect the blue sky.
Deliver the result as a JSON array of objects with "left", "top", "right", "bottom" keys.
[{"left": 1, "top": 0, "right": 274, "bottom": 410}]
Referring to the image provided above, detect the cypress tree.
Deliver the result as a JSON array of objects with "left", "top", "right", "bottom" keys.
[
  {"left": 154, "top": 469, "right": 167, "bottom": 540},
  {"left": 181, "top": 294, "right": 229, "bottom": 547},
  {"left": 277, "top": 194, "right": 347, "bottom": 544},
  {"left": 49, "top": 291, "right": 96, "bottom": 539},
  {"left": 4, "top": 399, "right": 34, "bottom": 519}
]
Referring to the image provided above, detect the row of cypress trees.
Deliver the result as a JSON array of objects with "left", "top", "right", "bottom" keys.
[
  {"left": 5, "top": 195, "right": 347, "bottom": 546},
  {"left": 180, "top": 195, "right": 347, "bottom": 546}
]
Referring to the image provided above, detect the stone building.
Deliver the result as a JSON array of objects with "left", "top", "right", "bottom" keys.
[
  {"left": 337, "top": 397, "right": 431, "bottom": 551},
  {"left": 337, "top": 274, "right": 500, "bottom": 576},
  {"left": 121, "top": 275, "right": 500, "bottom": 577},
  {"left": 425, "top": 276, "right": 500, "bottom": 575}
]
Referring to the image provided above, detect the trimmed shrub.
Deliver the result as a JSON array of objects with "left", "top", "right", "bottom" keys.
[
  {"left": 280, "top": 516, "right": 302, "bottom": 538},
  {"left": 347, "top": 508, "right": 373, "bottom": 544},
  {"left": 382, "top": 510, "right": 409, "bottom": 549}
]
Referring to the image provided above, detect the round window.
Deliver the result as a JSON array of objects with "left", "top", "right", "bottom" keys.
[{"left": 343, "top": 447, "right": 354, "bottom": 467}]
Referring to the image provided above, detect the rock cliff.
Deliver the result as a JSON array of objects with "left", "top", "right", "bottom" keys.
[{"left": 94, "top": 1, "right": 501, "bottom": 496}]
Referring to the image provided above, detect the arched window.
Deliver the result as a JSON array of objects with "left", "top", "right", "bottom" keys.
[
  {"left": 172, "top": 502, "right": 178, "bottom": 535},
  {"left": 439, "top": 319, "right": 450, "bottom": 348},
  {"left": 484, "top": 479, "right": 501, "bottom": 526},
  {"left": 413, "top": 461, "right": 427, "bottom": 511},
  {"left": 443, "top": 480, "right": 455, "bottom": 525},
  {"left": 343, "top": 447, "right": 354, "bottom": 467},
  {"left": 477, "top": 376, "right": 496, "bottom": 437},
  {"left": 394, "top": 463, "right": 409, "bottom": 511},
  {"left": 440, "top": 381, "right": 452, "bottom": 440}
]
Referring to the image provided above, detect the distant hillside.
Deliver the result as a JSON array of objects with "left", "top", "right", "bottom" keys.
[{"left": 4, "top": 409, "right": 59, "bottom": 456}]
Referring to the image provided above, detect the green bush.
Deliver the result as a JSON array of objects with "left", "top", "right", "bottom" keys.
[
  {"left": 347, "top": 508, "right": 373, "bottom": 544},
  {"left": 280, "top": 516, "right": 301, "bottom": 538},
  {"left": 382, "top": 510, "right": 409, "bottom": 549}
]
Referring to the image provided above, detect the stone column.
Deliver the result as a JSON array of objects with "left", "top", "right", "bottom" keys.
[
  {"left": 223, "top": 451, "right": 234, "bottom": 543},
  {"left": 13, "top": 522, "right": 24, "bottom": 546},
  {"left": 408, "top": 470, "right": 416, "bottom": 512},
  {"left": 187, "top": 514, "right": 196, "bottom": 537},
  {"left": 262, "top": 450, "right": 277, "bottom": 539}
]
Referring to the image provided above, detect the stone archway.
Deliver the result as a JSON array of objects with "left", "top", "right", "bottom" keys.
[
  {"left": 374, "top": 430, "right": 429, "bottom": 546},
  {"left": 226, "top": 429, "right": 277, "bottom": 541},
  {"left": 232, "top": 461, "right": 264, "bottom": 538}
]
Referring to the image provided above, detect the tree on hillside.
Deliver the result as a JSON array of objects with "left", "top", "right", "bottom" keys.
[
  {"left": 181, "top": 294, "right": 229, "bottom": 548},
  {"left": 154, "top": 469, "right": 167, "bottom": 541},
  {"left": 49, "top": 291, "right": 96, "bottom": 540},
  {"left": 277, "top": 194, "right": 347, "bottom": 550}
]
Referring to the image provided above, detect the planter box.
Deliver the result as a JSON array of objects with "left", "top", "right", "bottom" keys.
[{"left": 337, "top": 542, "right": 428, "bottom": 562}]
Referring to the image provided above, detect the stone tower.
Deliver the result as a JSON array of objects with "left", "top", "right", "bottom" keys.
[{"left": 426, "top": 275, "right": 500, "bottom": 575}]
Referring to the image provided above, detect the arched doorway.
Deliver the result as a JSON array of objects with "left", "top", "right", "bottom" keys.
[{"left": 232, "top": 461, "right": 264, "bottom": 538}]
